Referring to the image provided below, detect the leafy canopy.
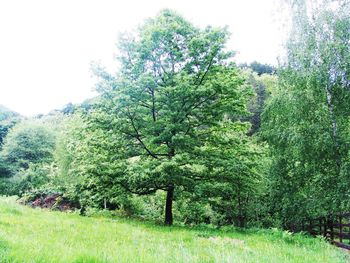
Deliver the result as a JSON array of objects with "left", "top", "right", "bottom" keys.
[{"left": 80, "top": 9, "right": 258, "bottom": 225}]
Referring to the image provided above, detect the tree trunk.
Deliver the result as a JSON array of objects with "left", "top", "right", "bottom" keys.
[
  {"left": 237, "top": 191, "right": 245, "bottom": 228},
  {"left": 165, "top": 185, "right": 174, "bottom": 225},
  {"left": 325, "top": 86, "right": 341, "bottom": 168}
]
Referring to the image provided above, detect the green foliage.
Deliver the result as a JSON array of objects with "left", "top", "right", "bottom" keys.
[
  {"left": 0, "top": 105, "right": 20, "bottom": 178},
  {"left": 1, "top": 120, "right": 56, "bottom": 172},
  {"left": 0, "top": 105, "right": 20, "bottom": 154},
  {"left": 1, "top": 5, "right": 348, "bottom": 237},
  {"left": 50, "top": 114, "right": 84, "bottom": 194},
  {"left": 262, "top": 0, "right": 350, "bottom": 227},
  {"left": 77, "top": 9, "right": 266, "bottom": 225},
  {"left": 10, "top": 163, "right": 53, "bottom": 196},
  {"left": 0, "top": 117, "right": 59, "bottom": 196},
  {"left": 242, "top": 70, "right": 277, "bottom": 135}
]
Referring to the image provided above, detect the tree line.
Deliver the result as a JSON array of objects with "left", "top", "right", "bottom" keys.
[{"left": 0, "top": 1, "right": 349, "bottom": 228}]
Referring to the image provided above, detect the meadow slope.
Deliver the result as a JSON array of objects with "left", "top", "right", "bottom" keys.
[{"left": 0, "top": 197, "right": 346, "bottom": 263}]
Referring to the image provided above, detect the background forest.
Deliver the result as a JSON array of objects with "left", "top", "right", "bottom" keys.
[{"left": 0, "top": 0, "right": 349, "bottom": 231}]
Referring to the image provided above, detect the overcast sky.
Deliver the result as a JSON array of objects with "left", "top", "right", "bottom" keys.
[{"left": 0, "top": 0, "right": 288, "bottom": 116}]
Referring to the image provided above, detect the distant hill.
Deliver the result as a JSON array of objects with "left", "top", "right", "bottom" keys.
[
  {"left": 0, "top": 105, "right": 20, "bottom": 146},
  {"left": 0, "top": 105, "right": 19, "bottom": 121},
  {"left": 46, "top": 97, "right": 101, "bottom": 117}
]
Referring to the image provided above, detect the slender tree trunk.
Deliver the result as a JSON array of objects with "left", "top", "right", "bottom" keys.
[
  {"left": 325, "top": 86, "right": 341, "bottom": 168},
  {"left": 165, "top": 184, "right": 174, "bottom": 225},
  {"left": 237, "top": 191, "right": 244, "bottom": 228}
]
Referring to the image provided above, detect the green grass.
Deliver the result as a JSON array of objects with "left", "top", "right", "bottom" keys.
[{"left": 0, "top": 197, "right": 347, "bottom": 263}]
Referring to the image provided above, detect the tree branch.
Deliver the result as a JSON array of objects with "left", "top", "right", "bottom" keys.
[{"left": 125, "top": 108, "right": 159, "bottom": 159}]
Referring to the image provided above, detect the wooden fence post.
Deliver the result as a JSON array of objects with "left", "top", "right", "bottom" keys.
[
  {"left": 339, "top": 215, "right": 343, "bottom": 243},
  {"left": 348, "top": 215, "right": 350, "bottom": 245},
  {"left": 330, "top": 217, "right": 334, "bottom": 241}
]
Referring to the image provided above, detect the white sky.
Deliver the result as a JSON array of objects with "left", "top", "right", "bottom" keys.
[{"left": 0, "top": 0, "right": 287, "bottom": 116}]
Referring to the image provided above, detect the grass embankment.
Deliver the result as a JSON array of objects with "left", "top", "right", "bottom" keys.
[{"left": 0, "top": 197, "right": 346, "bottom": 263}]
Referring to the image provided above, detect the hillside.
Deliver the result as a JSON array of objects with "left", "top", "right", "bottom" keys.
[
  {"left": 0, "top": 197, "right": 346, "bottom": 263},
  {"left": 0, "top": 105, "right": 18, "bottom": 121},
  {"left": 0, "top": 105, "right": 20, "bottom": 148}
]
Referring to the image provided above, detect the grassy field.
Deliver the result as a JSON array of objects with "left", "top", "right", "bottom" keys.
[{"left": 0, "top": 197, "right": 347, "bottom": 263}]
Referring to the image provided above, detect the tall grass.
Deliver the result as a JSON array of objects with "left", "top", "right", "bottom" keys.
[{"left": 0, "top": 197, "right": 346, "bottom": 263}]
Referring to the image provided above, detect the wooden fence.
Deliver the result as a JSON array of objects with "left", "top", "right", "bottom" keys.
[{"left": 305, "top": 213, "right": 350, "bottom": 250}]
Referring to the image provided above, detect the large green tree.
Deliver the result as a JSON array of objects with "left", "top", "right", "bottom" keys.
[{"left": 83, "top": 9, "right": 259, "bottom": 225}]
